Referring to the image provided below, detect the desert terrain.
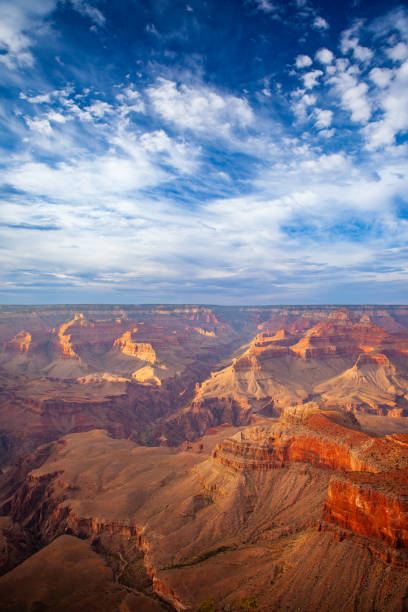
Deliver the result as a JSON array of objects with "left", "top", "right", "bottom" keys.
[{"left": 0, "top": 305, "right": 408, "bottom": 611}]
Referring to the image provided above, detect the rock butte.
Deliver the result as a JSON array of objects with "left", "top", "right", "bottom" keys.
[{"left": 0, "top": 305, "right": 408, "bottom": 610}]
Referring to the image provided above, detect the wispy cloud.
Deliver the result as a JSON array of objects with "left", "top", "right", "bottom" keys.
[
  {"left": 0, "top": 1, "right": 407, "bottom": 303},
  {"left": 0, "top": 0, "right": 56, "bottom": 69},
  {"left": 70, "top": 0, "right": 105, "bottom": 27}
]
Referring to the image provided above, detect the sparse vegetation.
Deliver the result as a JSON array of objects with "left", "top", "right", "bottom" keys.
[
  {"left": 239, "top": 596, "right": 257, "bottom": 610},
  {"left": 197, "top": 598, "right": 216, "bottom": 612},
  {"left": 165, "top": 545, "right": 231, "bottom": 569}
]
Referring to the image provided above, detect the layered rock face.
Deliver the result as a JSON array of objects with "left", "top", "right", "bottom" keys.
[
  {"left": 212, "top": 405, "right": 407, "bottom": 474},
  {"left": 289, "top": 310, "right": 407, "bottom": 359},
  {"left": 180, "top": 308, "right": 408, "bottom": 430},
  {"left": 323, "top": 471, "right": 408, "bottom": 550},
  {"left": 0, "top": 305, "right": 250, "bottom": 465},
  {"left": 0, "top": 305, "right": 407, "bottom": 468},
  {"left": 212, "top": 406, "right": 408, "bottom": 563},
  {"left": 5, "top": 331, "right": 32, "bottom": 354},
  {"left": 1, "top": 413, "right": 408, "bottom": 611},
  {"left": 1, "top": 305, "right": 408, "bottom": 610},
  {"left": 113, "top": 331, "right": 157, "bottom": 363},
  {"left": 316, "top": 353, "right": 408, "bottom": 414},
  {"left": 54, "top": 312, "right": 86, "bottom": 360}
]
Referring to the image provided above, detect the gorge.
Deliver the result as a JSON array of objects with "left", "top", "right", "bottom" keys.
[{"left": 0, "top": 305, "right": 408, "bottom": 611}]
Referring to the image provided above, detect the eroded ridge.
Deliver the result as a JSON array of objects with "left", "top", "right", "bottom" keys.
[{"left": 212, "top": 405, "right": 408, "bottom": 556}]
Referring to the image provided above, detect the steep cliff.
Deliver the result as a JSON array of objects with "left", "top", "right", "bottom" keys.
[
  {"left": 290, "top": 310, "right": 408, "bottom": 360},
  {"left": 113, "top": 331, "right": 157, "bottom": 363},
  {"left": 211, "top": 406, "right": 405, "bottom": 474},
  {"left": 211, "top": 406, "right": 408, "bottom": 562},
  {"left": 323, "top": 470, "right": 408, "bottom": 550},
  {"left": 2, "top": 422, "right": 408, "bottom": 611}
]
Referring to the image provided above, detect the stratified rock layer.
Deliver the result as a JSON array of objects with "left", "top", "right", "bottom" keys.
[{"left": 212, "top": 407, "right": 408, "bottom": 557}]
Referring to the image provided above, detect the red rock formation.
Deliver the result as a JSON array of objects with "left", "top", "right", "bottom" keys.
[
  {"left": 113, "top": 331, "right": 157, "bottom": 363},
  {"left": 290, "top": 310, "right": 408, "bottom": 360},
  {"left": 2, "top": 418, "right": 408, "bottom": 610},
  {"left": 323, "top": 471, "right": 408, "bottom": 549},
  {"left": 211, "top": 407, "right": 408, "bottom": 554},
  {"left": 55, "top": 313, "right": 86, "bottom": 360},
  {"left": 5, "top": 331, "right": 32, "bottom": 353},
  {"left": 315, "top": 352, "right": 408, "bottom": 414},
  {"left": 211, "top": 409, "right": 387, "bottom": 473}
]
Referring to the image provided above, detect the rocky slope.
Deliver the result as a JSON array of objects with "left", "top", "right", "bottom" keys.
[
  {"left": 316, "top": 353, "right": 408, "bottom": 414},
  {"left": 167, "top": 309, "right": 408, "bottom": 437},
  {"left": 1, "top": 305, "right": 408, "bottom": 609},
  {"left": 1, "top": 305, "right": 407, "bottom": 465},
  {"left": 1, "top": 404, "right": 408, "bottom": 610},
  {"left": 0, "top": 534, "right": 166, "bottom": 611},
  {"left": 0, "top": 305, "right": 255, "bottom": 466}
]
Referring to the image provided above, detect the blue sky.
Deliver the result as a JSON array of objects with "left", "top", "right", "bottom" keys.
[{"left": 0, "top": 0, "right": 408, "bottom": 304}]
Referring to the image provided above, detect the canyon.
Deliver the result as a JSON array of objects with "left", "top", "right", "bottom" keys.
[{"left": 0, "top": 305, "right": 408, "bottom": 610}]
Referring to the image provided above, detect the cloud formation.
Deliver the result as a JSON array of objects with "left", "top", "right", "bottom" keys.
[{"left": 0, "top": 0, "right": 407, "bottom": 304}]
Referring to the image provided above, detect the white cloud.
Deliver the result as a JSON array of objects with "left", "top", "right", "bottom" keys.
[
  {"left": 139, "top": 129, "right": 199, "bottom": 173},
  {"left": 292, "top": 91, "right": 316, "bottom": 120},
  {"left": 364, "top": 60, "right": 408, "bottom": 149},
  {"left": 5, "top": 155, "right": 165, "bottom": 201},
  {"left": 24, "top": 117, "right": 52, "bottom": 134},
  {"left": 85, "top": 101, "right": 113, "bottom": 118},
  {"left": 341, "top": 27, "right": 373, "bottom": 63},
  {"left": 20, "top": 92, "right": 51, "bottom": 103},
  {"left": 116, "top": 86, "right": 145, "bottom": 114},
  {"left": 0, "top": 0, "right": 56, "bottom": 69},
  {"left": 295, "top": 54, "right": 312, "bottom": 68},
  {"left": 313, "top": 16, "right": 329, "bottom": 30},
  {"left": 329, "top": 70, "right": 371, "bottom": 123},
  {"left": 314, "top": 108, "right": 333, "bottom": 129},
  {"left": 70, "top": 0, "right": 105, "bottom": 27},
  {"left": 387, "top": 42, "right": 408, "bottom": 62},
  {"left": 299, "top": 153, "right": 348, "bottom": 173},
  {"left": 147, "top": 78, "right": 253, "bottom": 135},
  {"left": 302, "top": 69, "right": 323, "bottom": 89},
  {"left": 369, "top": 67, "right": 393, "bottom": 88},
  {"left": 353, "top": 45, "right": 373, "bottom": 62},
  {"left": 46, "top": 111, "right": 68, "bottom": 124},
  {"left": 315, "top": 48, "right": 334, "bottom": 65},
  {"left": 370, "top": 8, "right": 408, "bottom": 40},
  {"left": 343, "top": 82, "right": 371, "bottom": 122},
  {"left": 253, "top": 0, "right": 277, "bottom": 13}
]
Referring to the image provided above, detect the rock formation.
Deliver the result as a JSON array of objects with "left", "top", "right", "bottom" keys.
[
  {"left": 0, "top": 305, "right": 407, "bottom": 610},
  {"left": 5, "top": 331, "right": 32, "bottom": 354},
  {"left": 1, "top": 409, "right": 408, "bottom": 611},
  {"left": 113, "top": 331, "right": 157, "bottom": 363}
]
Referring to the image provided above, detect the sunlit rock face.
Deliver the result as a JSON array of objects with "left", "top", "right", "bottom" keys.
[
  {"left": 211, "top": 406, "right": 408, "bottom": 561},
  {"left": 0, "top": 305, "right": 407, "bottom": 467},
  {"left": 1, "top": 305, "right": 408, "bottom": 610},
  {"left": 113, "top": 330, "right": 157, "bottom": 363},
  {"left": 1, "top": 405, "right": 408, "bottom": 611},
  {"left": 323, "top": 470, "right": 408, "bottom": 550},
  {"left": 5, "top": 331, "right": 32, "bottom": 354},
  {"left": 212, "top": 405, "right": 406, "bottom": 474}
]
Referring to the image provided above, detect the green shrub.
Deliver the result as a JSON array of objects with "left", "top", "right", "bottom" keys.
[
  {"left": 197, "top": 598, "right": 216, "bottom": 612},
  {"left": 239, "top": 597, "right": 257, "bottom": 610}
]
